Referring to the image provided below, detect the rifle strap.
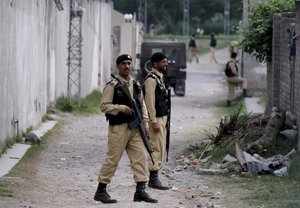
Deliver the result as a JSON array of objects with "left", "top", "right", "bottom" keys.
[{"left": 145, "top": 71, "right": 166, "bottom": 90}]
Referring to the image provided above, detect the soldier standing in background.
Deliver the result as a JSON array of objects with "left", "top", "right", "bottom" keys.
[
  {"left": 144, "top": 52, "right": 170, "bottom": 190},
  {"left": 188, "top": 34, "right": 199, "bottom": 63},
  {"left": 209, "top": 32, "right": 218, "bottom": 64},
  {"left": 94, "top": 54, "right": 157, "bottom": 204}
]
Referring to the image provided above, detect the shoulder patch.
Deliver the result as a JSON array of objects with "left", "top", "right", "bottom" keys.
[
  {"left": 145, "top": 73, "right": 157, "bottom": 81},
  {"left": 149, "top": 74, "right": 157, "bottom": 79},
  {"left": 107, "top": 79, "right": 118, "bottom": 86}
]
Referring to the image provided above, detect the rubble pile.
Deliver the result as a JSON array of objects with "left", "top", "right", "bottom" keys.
[{"left": 177, "top": 107, "right": 298, "bottom": 177}]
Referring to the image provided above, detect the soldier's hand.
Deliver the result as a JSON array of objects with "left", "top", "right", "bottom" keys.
[
  {"left": 152, "top": 122, "right": 160, "bottom": 133},
  {"left": 124, "top": 106, "right": 134, "bottom": 115}
]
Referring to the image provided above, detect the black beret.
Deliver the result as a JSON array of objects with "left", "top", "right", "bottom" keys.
[
  {"left": 116, "top": 54, "right": 132, "bottom": 65},
  {"left": 151, "top": 52, "right": 167, "bottom": 63}
]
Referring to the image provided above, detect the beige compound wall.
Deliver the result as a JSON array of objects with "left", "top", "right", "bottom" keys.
[{"left": 0, "top": 0, "right": 113, "bottom": 150}]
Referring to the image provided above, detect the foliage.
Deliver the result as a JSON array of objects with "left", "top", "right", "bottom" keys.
[
  {"left": 55, "top": 90, "right": 102, "bottom": 114},
  {"left": 113, "top": 0, "right": 242, "bottom": 35},
  {"left": 257, "top": 93, "right": 268, "bottom": 109},
  {"left": 42, "top": 114, "right": 53, "bottom": 122},
  {"left": 0, "top": 182, "right": 13, "bottom": 197},
  {"left": 240, "top": 0, "right": 295, "bottom": 63}
]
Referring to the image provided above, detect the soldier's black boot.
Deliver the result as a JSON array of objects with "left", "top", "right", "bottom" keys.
[
  {"left": 94, "top": 183, "right": 117, "bottom": 204},
  {"left": 148, "top": 171, "right": 169, "bottom": 190},
  {"left": 133, "top": 182, "right": 158, "bottom": 203},
  {"left": 243, "top": 89, "right": 252, "bottom": 97}
]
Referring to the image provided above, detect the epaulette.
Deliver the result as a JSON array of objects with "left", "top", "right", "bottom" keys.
[
  {"left": 145, "top": 72, "right": 158, "bottom": 80},
  {"left": 106, "top": 79, "right": 118, "bottom": 86}
]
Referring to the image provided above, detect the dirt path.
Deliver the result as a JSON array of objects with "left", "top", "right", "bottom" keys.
[{"left": 0, "top": 49, "right": 236, "bottom": 208}]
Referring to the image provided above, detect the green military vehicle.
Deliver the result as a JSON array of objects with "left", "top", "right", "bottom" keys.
[{"left": 138, "top": 41, "right": 187, "bottom": 96}]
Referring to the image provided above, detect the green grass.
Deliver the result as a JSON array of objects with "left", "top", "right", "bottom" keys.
[
  {"left": 56, "top": 90, "right": 102, "bottom": 115},
  {"left": 257, "top": 93, "right": 268, "bottom": 109},
  {"left": 1, "top": 133, "right": 23, "bottom": 156},
  {"left": 42, "top": 114, "right": 54, "bottom": 122},
  {"left": 207, "top": 154, "right": 300, "bottom": 207},
  {"left": 0, "top": 182, "right": 13, "bottom": 197},
  {"left": 182, "top": 134, "right": 300, "bottom": 206},
  {"left": 215, "top": 94, "right": 247, "bottom": 119},
  {"left": 6, "top": 122, "right": 62, "bottom": 178}
]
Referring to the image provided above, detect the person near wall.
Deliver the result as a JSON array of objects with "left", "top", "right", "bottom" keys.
[
  {"left": 143, "top": 52, "right": 170, "bottom": 190},
  {"left": 209, "top": 32, "right": 218, "bottom": 63},
  {"left": 188, "top": 34, "right": 199, "bottom": 63},
  {"left": 94, "top": 54, "right": 158, "bottom": 204},
  {"left": 226, "top": 51, "right": 251, "bottom": 107}
]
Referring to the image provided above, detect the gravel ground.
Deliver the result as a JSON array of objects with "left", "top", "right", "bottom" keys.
[{"left": 0, "top": 49, "right": 241, "bottom": 208}]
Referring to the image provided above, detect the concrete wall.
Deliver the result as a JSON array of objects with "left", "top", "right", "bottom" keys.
[
  {"left": 120, "top": 20, "right": 143, "bottom": 71},
  {"left": 111, "top": 11, "right": 143, "bottom": 79},
  {"left": 0, "top": 0, "right": 53, "bottom": 150},
  {"left": 98, "top": 1, "right": 113, "bottom": 88},
  {"left": 0, "top": 0, "right": 113, "bottom": 151}
]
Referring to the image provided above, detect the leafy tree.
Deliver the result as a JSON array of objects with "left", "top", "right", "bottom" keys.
[
  {"left": 113, "top": 0, "right": 242, "bottom": 35},
  {"left": 240, "top": 0, "right": 295, "bottom": 63}
]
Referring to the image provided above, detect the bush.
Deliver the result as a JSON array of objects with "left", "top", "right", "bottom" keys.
[
  {"left": 240, "top": 0, "right": 295, "bottom": 62},
  {"left": 55, "top": 90, "right": 102, "bottom": 114}
]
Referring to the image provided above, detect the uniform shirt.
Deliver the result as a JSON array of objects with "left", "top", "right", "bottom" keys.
[
  {"left": 228, "top": 58, "right": 238, "bottom": 76},
  {"left": 210, "top": 37, "right": 217, "bottom": 47},
  {"left": 188, "top": 38, "right": 196, "bottom": 48},
  {"left": 100, "top": 75, "right": 149, "bottom": 128},
  {"left": 144, "top": 69, "right": 166, "bottom": 123}
]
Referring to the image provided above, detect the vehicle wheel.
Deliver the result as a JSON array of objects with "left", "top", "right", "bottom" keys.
[
  {"left": 175, "top": 91, "right": 185, "bottom": 96},
  {"left": 174, "top": 84, "right": 185, "bottom": 96}
]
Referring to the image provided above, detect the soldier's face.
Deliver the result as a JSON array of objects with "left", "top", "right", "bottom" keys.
[
  {"left": 117, "top": 61, "right": 132, "bottom": 77},
  {"left": 155, "top": 58, "right": 168, "bottom": 72}
]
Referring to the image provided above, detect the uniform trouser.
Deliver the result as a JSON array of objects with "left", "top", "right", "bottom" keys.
[
  {"left": 227, "top": 76, "right": 248, "bottom": 101},
  {"left": 98, "top": 123, "right": 148, "bottom": 184},
  {"left": 148, "top": 116, "right": 167, "bottom": 171},
  {"left": 188, "top": 47, "right": 198, "bottom": 62},
  {"left": 210, "top": 47, "right": 217, "bottom": 63}
]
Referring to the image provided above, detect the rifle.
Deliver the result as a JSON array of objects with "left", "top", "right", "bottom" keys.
[
  {"left": 111, "top": 74, "right": 155, "bottom": 165},
  {"left": 166, "top": 86, "right": 171, "bottom": 162}
]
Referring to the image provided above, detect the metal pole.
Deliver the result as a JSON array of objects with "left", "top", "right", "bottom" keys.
[
  {"left": 183, "top": 0, "right": 189, "bottom": 36},
  {"left": 224, "top": 0, "right": 230, "bottom": 44}
]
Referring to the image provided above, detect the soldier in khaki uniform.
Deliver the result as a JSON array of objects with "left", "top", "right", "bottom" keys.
[
  {"left": 188, "top": 34, "right": 199, "bottom": 63},
  {"left": 226, "top": 51, "right": 251, "bottom": 107},
  {"left": 94, "top": 54, "right": 157, "bottom": 204},
  {"left": 144, "top": 52, "right": 170, "bottom": 190}
]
